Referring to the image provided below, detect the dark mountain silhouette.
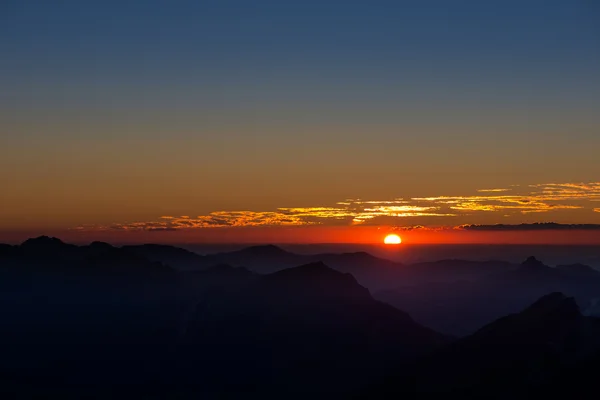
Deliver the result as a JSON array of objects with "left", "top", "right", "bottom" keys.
[
  {"left": 178, "top": 262, "right": 448, "bottom": 398},
  {"left": 122, "top": 243, "right": 215, "bottom": 270},
  {"left": 21, "top": 235, "right": 71, "bottom": 249},
  {"left": 0, "top": 236, "right": 174, "bottom": 276},
  {"left": 4, "top": 237, "right": 600, "bottom": 399},
  {"left": 0, "top": 243, "right": 15, "bottom": 258},
  {"left": 210, "top": 244, "right": 301, "bottom": 272},
  {"left": 260, "top": 261, "right": 373, "bottom": 303},
  {"left": 87, "top": 240, "right": 114, "bottom": 252},
  {"left": 307, "top": 252, "right": 406, "bottom": 290},
  {"left": 0, "top": 238, "right": 448, "bottom": 398},
  {"left": 366, "top": 292, "right": 600, "bottom": 399},
  {"left": 206, "top": 245, "right": 409, "bottom": 290},
  {"left": 539, "top": 347, "right": 600, "bottom": 397},
  {"left": 17, "top": 236, "right": 82, "bottom": 262},
  {"left": 515, "top": 255, "right": 554, "bottom": 276}
]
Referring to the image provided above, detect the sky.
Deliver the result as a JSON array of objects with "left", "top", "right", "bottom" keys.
[{"left": 1, "top": 0, "right": 600, "bottom": 244}]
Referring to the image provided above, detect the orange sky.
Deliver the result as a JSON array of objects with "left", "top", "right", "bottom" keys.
[
  {"left": 2, "top": 181, "right": 600, "bottom": 244},
  {"left": 2, "top": 225, "right": 599, "bottom": 245}
]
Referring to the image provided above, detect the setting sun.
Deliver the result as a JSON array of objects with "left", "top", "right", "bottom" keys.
[{"left": 384, "top": 234, "right": 402, "bottom": 245}]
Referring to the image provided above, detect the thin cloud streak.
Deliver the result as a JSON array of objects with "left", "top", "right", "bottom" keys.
[
  {"left": 458, "top": 223, "right": 600, "bottom": 231},
  {"left": 477, "top": 188, "right": 512, "bottom": 192}
]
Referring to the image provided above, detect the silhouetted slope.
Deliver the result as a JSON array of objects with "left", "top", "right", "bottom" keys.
[
  {"left": 178, "top": 262, "right": 447, "bottom": 398},
  {"left": 122, "top": 243, "right": 216, "bottom": 271},
  {"left": 367, "top": 292, "right": 600, "bottom": 399},
  {"left": 211, "top": 244, "right": 301, "bottom": 272},
  {"left": 0, "top": 240, "right": 252, "bottom": 398},
  {"left": 209, "top": 246, "right": 410, "bottom": 290},
  {"left": 1, "top": 239, "right": 450, "bottom": 399},
  {"left": 21, "top": 235, "right": 74, "bottom": 250},
  {"left": 0, "top": 237, "right": 175, "bottom": 277},
  {"left": 6, "top": 237, "right": 600, "bottom": 399},
  {"left": 307, "top": 252, "right": 406, "bottom": 290}
]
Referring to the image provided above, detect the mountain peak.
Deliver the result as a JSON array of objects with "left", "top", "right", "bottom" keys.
[
  {"left": 21, "top": 236, "right": 66, "bottom": 248},
  {"left": 523, "top": 292, "right": 579, "bottom": 316},
  {"left": 264, "top": 262, "right": 370, "bottom": 299},
  {"left": 520, "top": 256, "right": 549, "bottom": 270}
]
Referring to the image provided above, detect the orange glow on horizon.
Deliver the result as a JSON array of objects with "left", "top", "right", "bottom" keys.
[{"left": 2, "top": 224, "right": 599, "bottom": 246}]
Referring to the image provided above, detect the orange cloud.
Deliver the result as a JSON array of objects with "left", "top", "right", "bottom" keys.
[
  {"left": 477, "top": 188, "right": 511, "bottom": 192},
  {"left": 74, "top": 181, "right": 600, "bottom": 232}
]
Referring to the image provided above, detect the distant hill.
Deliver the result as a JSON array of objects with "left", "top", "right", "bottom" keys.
[
  {"left": 376, "top": 256, "right": 600, "bottom": 336},
  {"left": 366, "top": 292, "right": 600, "bottom": 399}
]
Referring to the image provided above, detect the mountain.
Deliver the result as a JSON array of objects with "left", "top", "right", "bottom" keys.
[
  {"left": 556, "top": 262, "right": 600, "bottom": 277},
  {"left": 122, "top": 243, "right": 215, "bottom": 271},
  {"left": 18, "top": 236, "right": 82, "bottom": 262},
  {"left": 209, "top": 246, "right": 408, "bottom": 290},
  {"left": 82, "top": 244, "right": 172, "bottom": 276},
  {"left": 0, "top": 243, "right": 15, "bottom": 258},
  {"left": 377, "top": 256, "right": 600, "bottom": 336},
  {"left": 177, "top": 262, "right": 448, "bottom": 398},
  {"left": 1, "top": 238, "right": 451, "bottom": 398},
  {"left": 211, "top": 244, "right": 302, "bottom": 272},
  {"left": 21, "top": 235, "right": 72, "bottom": 250},
  {"left": 0, "top": 237, "right": 175, "bottom": 277},
  {"left": 366, "top": 292, "right": 600, "bottom": 399},
  {"left": 306, "top": 252, "right": 406, "bottom": 290},
  {"left": 515, "top": 255, "right": 554, "bottom": 276},
  {"left": 6, "top": 237, "right": 600, "bottom": 399}
]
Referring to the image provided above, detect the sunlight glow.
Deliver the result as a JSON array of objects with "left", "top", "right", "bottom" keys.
[{"left": 384, "top": 234, "right": 402, "bottom": 245}]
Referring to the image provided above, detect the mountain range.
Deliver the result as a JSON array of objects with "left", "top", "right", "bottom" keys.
[{"left": 2, "top": 237, "right": 600, "bottom": 398}]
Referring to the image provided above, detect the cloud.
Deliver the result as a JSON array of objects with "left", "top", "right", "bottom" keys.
[
  {"left": 458, "top": 223, "right": 600, "bottom": 231},
  {"left": 414, "top": 182, "right": 600, "bottom": 214},
  {"left": 392, "top": 225, "right": 427, "bottom": 231},
  {"left": 75, "top": 181, "right": 600, "bottom": 232},
  {"left": 477, "top": 188, "right": 511, "bottom": 192}
]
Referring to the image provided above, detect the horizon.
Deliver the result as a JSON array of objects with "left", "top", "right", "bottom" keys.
[{"left": 7, "top": 234, "right": 600, "bottom": 268}]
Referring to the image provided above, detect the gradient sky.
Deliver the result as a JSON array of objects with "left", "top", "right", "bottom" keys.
[{"left": 1, "top": 0, "right": 600, "bottom": 243}]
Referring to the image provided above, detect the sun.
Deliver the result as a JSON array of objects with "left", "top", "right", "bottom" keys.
[{"left": 384, "top": 234, "right": 402, "bottom": 245}]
